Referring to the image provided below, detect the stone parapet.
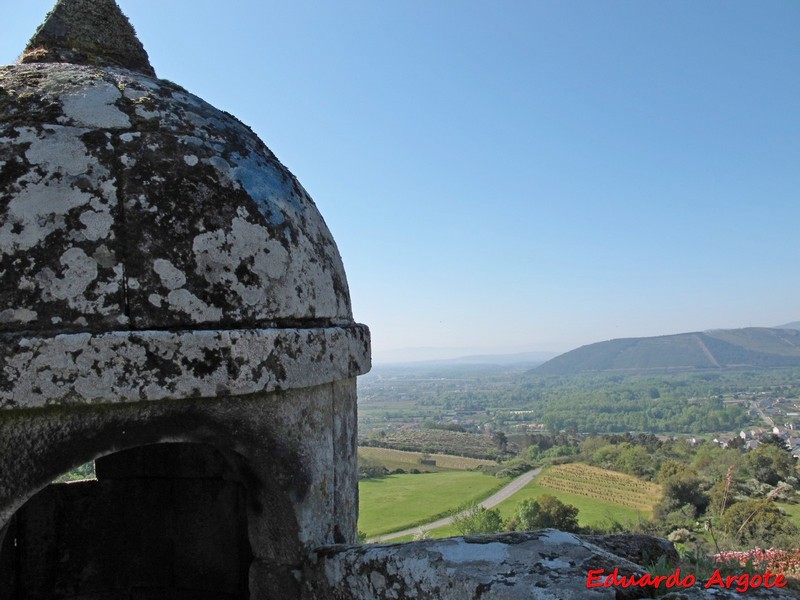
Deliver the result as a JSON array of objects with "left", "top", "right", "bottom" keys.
[{"left": 301, "top": 531, "right": 797, "bottom": 599}]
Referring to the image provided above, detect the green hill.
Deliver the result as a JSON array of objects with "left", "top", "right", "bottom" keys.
[{"left": 535, "top": 327, "right": 800, "bottom": 375}]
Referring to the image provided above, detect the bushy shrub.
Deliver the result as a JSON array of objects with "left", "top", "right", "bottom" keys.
[
  {"left": 450, "top": 504, "right": 504, "bottom": 535},
  {"left": 509, "top": 494, "right": 579, "bottom": 533}
]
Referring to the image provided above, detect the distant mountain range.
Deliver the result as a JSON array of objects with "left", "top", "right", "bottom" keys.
[
  {"left": 384, "top": 351, "right": 558, "bottom": 367},
  {"left": 535, "top": 326, "right": 800, "bottom": 375}
]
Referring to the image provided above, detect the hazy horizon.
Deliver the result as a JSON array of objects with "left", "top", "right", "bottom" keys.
[
  {"left": 3, "top": 2, "right": 798, "bottom": 363},
  {"left": 373, "top": 320, "right": 799, "bottom": 364}
]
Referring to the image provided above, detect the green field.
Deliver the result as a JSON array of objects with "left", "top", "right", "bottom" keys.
[
  {"left": 776, "top": 502, "right": 800, "bottom": 527},
  {"left": 416, "top": 464, "right": 659, "bottom": 539},
  {"left": 358, "top": 446, "right": 493, "bottom": 473},
  {"left": 359, "top": 462, "right": 662, "bottom": 540},
  {"left": 358, "top": 471, "right": 508, "bottom": 537},
  {"left": 440, "top": 483, "right": 651, "bottom": 537}
]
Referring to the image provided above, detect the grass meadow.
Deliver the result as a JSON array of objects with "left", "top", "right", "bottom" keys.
[
  {"left": 358, "top": 471, "right": 508, "bottom": 537},
  {"left": 777, "top": 502, "right": 800, "bottom": 528}
]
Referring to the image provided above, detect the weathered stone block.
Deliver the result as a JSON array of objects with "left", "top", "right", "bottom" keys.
[{"left": 300, "top": 531, "right": 798, "bottom": 599}]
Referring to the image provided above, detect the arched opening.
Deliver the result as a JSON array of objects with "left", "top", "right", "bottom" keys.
[
  {"left": 0, "top": 443, "right": 252, "bottom": 600},
  {"left": 0, "top": 382, "right": 357, "bottom": 600}
]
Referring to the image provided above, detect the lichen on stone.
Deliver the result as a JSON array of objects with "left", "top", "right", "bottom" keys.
[{"left": 0, "top": 62, "right": 355, "bottom": 335}]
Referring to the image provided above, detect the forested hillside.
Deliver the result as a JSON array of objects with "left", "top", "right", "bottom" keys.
[{"left": 535, "top": 327, "right": 800, "bottom": 375}]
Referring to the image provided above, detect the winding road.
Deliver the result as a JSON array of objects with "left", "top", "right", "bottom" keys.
[{"left": 368, "top": 467, "right": 542, "bottom": 543}]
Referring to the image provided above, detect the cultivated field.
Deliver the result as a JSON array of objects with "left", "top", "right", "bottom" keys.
[
  {"left": 358, "top": 471, "right": 508, "bottom": 537},
  {"left": 410, "top": 464, "right": 661, "bottom": 541},
  {"left": 535, "top": 463, "right": 662, "bottom": 514},
  {"left": 424, "top": 472, "right": 655, "bottom": 539},
  {"left": 360, "top": 429, "right": 501, "bottom": 459},
  {"left": 358, "top": 446, "right": 494, "bottom": 473}
]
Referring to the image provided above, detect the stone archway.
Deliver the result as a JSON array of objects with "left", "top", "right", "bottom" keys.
[
  {"left": 1, "top": 442, "right": 252, "bottom": 600},
  {"left": 0, "top": 379, "right": 359, "bottom": 600}
]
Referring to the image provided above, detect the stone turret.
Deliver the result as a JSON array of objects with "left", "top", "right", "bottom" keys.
[
  {"left": 0, "top": 1, "right": 369, "bottom": 598},
  {"left": 20, "top": 0, "right": 155, "bottom": 76}
]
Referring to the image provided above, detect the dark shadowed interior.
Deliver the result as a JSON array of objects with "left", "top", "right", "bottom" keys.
[{"left": 0, "top": 443, "right": 252, "bottom": 600}]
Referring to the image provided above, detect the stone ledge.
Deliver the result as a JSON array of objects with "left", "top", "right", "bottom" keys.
[
  {"left": 0, "top": 324, "right": 370, "bottom": 408},
  {"left": 301, "top": 531, "right": 797, "bottom": 599}
]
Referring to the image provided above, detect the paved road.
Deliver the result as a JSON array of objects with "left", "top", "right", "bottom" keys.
[
  {"left": 368, "top": 467, "right": 542, "bottom": 543},
  {"left": 751, "top": 400, "right": 776, "bottom": 428}
]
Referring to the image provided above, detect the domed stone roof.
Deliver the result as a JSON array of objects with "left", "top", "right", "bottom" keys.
[{"left": 0, "top": 0, "right": 370, "bottom": 408}]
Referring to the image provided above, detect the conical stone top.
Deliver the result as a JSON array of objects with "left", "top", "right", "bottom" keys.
[{"left": 20, "top": 0, "right": 155, "bottom": 76}]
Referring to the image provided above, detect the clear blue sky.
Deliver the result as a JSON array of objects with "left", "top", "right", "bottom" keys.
[{"left": 3, "top": 1, "right": 799, "bottom": 362}]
